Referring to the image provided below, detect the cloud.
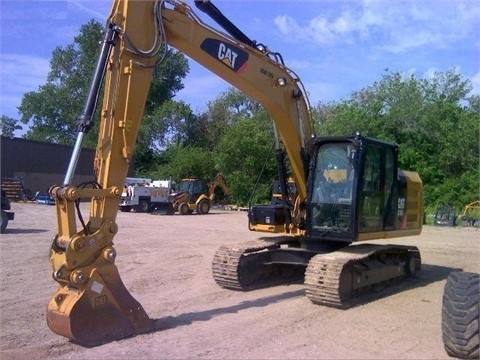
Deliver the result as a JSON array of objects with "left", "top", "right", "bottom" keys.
[
  {"left": 68, "top": 0, "right": 110, "bottom": 22},
  {"left": 274, "top": 0, "right": 480, "bottom": 53},
  {"left": 274, "top": 3, "right": 382, "bottom": 46}
]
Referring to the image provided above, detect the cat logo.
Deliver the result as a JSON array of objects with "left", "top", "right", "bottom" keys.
[
  {"left": 201, "top": 38, "right": 249, "bottom": 73},
  {"left": 218, "top": 43, "right": 238, "bottom": 69}
]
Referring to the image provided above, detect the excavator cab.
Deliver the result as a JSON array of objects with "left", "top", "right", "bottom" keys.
[
  {"left": 306, "top": 134, "right": 412, "bottom": 243},
  {"left": 249, "top": 134, "right": 423, "bottom": 242}
]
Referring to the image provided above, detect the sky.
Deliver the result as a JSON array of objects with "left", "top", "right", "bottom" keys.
[{"left": 1, "top": 0, "right": 479, "bottom": 136}]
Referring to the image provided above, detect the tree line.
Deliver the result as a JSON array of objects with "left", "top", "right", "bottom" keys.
[{"left": 1, "top": 20, "right": 478, "bottom": 211}]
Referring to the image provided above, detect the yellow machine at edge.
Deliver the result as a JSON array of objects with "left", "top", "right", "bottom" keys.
[{"left": 47, "top": 0, "right": 423, "bottom": 346}]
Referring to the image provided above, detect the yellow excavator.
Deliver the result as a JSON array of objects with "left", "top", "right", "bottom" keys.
[
  {"left": 47, "top": 0, "right": 423, "bottom": 346},
  {"left": 171, "top": 173, "right": 230, "bottom": 214}
]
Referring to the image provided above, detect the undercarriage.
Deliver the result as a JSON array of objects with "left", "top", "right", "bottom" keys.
[{"left": 212, "top": 239, "right": 421, "bottom": 308}]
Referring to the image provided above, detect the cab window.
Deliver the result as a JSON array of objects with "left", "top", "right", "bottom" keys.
[{"left": 358, "top": 145, "right": 395, "bottom": 232}]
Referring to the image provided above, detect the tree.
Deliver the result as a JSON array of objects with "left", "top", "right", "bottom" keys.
[
  {"left": 19, "top": 20, "right": 104, "bottom": 146},
  {"left": 134, "top": 99, "right": 196, "bottom": 174},
  {"left": 313, "top": 69, "right": 479, "bottom": 209},
  {"left": 149, "top": 145, "right": 216, "bottom": 182},
  {"left": 216, "top": 120, "right": 275, "bottom": 205},
  {"left": 213, "top": 94, "right": 276, "bottom": 205},
  {"left": 18, "top": 19, "right": 190, "bottom": 161},
  {"left": 176, "top": 88, "right": 263, "bottom": 150},
  {"left": 144, "top": 89, "right": 277, "bottom": 205},
  {"left": 0, "top": 116, "right": 22, "bottom": 137},
  {"left": 168, "top": 88, "right": 276, "bottom": 205}
]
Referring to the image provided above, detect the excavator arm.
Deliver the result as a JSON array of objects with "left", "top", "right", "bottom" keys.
[
  {"left": 47, "top": 0, "right": 161, "bottom": 345},
  {"left": 208, "top": 173, "right": 231, "bottom": 201},
  {"left": 47, "top": 0, "right": 312, "bottom": 346}
]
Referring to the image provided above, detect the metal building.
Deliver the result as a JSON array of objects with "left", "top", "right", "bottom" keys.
[{"left": 1, "top": 136, "right": 134, "bottom": 199}]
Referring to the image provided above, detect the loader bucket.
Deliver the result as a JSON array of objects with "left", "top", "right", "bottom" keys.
[
  {"left": 165, "top": 204, "right": 176, "bottom": 215},
  {"left": 47, "top": 263, "right": 153, "bottom": 346},
  {"left": 151, "top": 203, "right": 176, "bottom": 215}
]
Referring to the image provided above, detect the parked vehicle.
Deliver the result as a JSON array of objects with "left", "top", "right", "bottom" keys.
[
  {"left": 1, "top": 190, "right": 14, "bottom": 233},
  {"left": 171, "top": 173, "right": 230, "bottom": 215},
  {"left": 35, "top": 191, "right": 55, "bottom": 205},
  {"left": 120, "top": 179, "right": 175, "bottom": 213},
  {"left": 442, "top": 271, "right": 479, "bottom": 359},
  {"left": 433, "top": 204, "right": 457, "bottom": 227}
]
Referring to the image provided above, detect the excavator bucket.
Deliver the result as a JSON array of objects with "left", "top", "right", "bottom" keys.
[{"left": 47, "top": 263, "right": 154, "bottom": 346}]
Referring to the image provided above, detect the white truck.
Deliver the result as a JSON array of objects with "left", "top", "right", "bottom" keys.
[{"left": 120, "top": 178, "right": 175, "bottom": 213}]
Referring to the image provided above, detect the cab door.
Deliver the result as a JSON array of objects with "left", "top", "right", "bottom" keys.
[{"left": 358, "top": 143, "right": 397, "bottom": 233}]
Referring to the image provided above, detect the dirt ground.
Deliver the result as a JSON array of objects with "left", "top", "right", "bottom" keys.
[{"left": 1, "top": 202, "right": 479, "bottom": 359}]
